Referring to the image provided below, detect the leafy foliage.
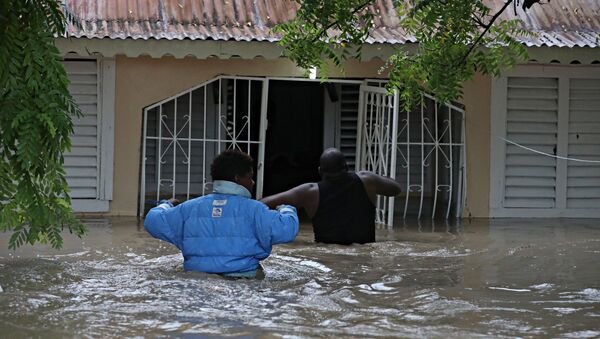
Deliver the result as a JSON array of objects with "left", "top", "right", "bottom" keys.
[
  {"left": 277, "top": 0, "right": 540, "bottom": 110},
  {"left": 275, "top": 0, "right": 374, "bottom": 76},
  {"left": 0, "top": 0, "right": 85, "bottom": 249}
]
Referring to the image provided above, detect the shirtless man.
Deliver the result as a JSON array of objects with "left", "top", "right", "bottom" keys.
[{"left": 261, "top": 148, "right": 402, "bottom": 245}]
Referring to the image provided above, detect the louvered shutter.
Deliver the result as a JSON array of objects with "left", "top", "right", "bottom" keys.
[
  {"left": 64, "top": 60, "right": 100, "bottom": 200},
  {"left": 338, "top": 84, "right": 360, "bottom": 168},
  {"left": 503, "top": 77, "right": 559, "bottom": 209},
  {"left": 567, "top": 78, "right": 600, "bottom": 208}
]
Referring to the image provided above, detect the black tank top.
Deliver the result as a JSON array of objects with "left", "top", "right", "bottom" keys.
[{"left": 312, "top": 172, "right": 376, "bottom": 244}]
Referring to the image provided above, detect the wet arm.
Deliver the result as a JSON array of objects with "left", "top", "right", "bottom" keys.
[
  {"left": 260, "top": 184, "right": 312, "bottom": 209},
  {"left": 256, "top": 204, "right": 299, "bottom": 246},
  {"left": 144, "top": 202, "right": 186, "bottom": 250},
  {"left": 360, "top": 171, "right": 402, "bottom": 197}
]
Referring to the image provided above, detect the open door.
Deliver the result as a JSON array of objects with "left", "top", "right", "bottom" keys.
[
  {"left": 355, "top": 85, "right": 399, "bottom": 227},
  {"left": 140, "top": 76, "right": 267, "bottom": 216}
]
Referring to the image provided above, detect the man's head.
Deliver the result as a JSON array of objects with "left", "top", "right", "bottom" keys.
[
  {"left": 210, "top": 150, "right": 255, "bottom": 192},
  {"left": 318, "top": 148, "right": 348, "bottom": 179}
]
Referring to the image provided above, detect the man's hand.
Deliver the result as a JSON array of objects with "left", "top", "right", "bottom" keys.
[{"left": 158, "top": 198, "right": 181, "bottom": 207}]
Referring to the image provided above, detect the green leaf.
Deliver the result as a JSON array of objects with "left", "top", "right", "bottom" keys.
[{"left": 0, "top": 0, "right": 86, "bottom": 249}]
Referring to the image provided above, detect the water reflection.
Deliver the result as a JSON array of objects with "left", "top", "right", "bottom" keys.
[{"left": 1, "top": 218, "right": 599, "bottom": 337}]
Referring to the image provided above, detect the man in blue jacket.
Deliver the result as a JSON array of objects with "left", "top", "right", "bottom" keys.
[{"left": 144, "top": 150, "right": 299, "bottom": 278}]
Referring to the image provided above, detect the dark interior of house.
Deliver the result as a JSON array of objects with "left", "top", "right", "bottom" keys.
[{"left": 263, "top": 80, "right": 325, "bottom": 198}]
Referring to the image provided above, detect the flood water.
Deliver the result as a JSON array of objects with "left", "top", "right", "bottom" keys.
[{"left": 1, "top": 218, "right": 600, "bottom": 338}]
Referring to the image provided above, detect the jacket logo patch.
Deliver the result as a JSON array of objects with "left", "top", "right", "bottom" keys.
[
  {"left": 213, "top": 199, "right": 228, "bottom": 206},
  {"left": 212, "top": 207, "right": 223, "bottom": 218}
]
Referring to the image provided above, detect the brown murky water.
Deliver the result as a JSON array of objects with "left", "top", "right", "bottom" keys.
[{"left": 1, "top": 218, "right": 600, "bottom": 338}]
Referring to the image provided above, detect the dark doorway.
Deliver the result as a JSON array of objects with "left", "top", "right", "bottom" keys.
[{"left": 263, "top": 80, "right": 325, "bottom": 196}]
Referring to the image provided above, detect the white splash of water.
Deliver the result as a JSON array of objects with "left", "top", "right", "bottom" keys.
[
  {"left": 371, "top": 282, "right": 395, "bottom": 291},
  {"left": 299, "top": 260, "right": 331, "bottom": 273},
  {"left": 580, "top": 288, "right": 600, "bottom": 301},
  {"left": 46, "top": 250, "right": 90, "bottom": 258},
  {"left": 489, "top": 287, "right": 532, "bottom": 292},
  {"left": 530, "top": 283, "right": 554, "bottom": 291},
  {"left": 544, "top": 307, "right": 579, "bottom": 315},
  {"left": 562, "top": 330, "right": 600, "bottom": 338},
  {"left": 271, "top": 254, "right": 332, "bottom": 273}
]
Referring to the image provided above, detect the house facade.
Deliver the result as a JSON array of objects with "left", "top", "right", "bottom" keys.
[{"left": 57, "top": 0, "right": 600, "bottom": 222}]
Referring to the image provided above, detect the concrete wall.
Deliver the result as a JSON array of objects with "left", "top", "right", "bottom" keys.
[
  {"left": 111, "top": 56, "right": 387, "bottom": 215},
  {"left": 460, "top": 73, "right": 492, "bottom": 218}
]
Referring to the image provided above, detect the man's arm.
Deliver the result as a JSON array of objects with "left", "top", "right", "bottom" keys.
[
  {"left": 255, "top": 204, "right": 299, "bottom": 246},
  {"left": 144, "top": 200, "right": 186, "bottom": 250},
  {"left": 357, "top": 171, "right": 402, "bottom": 202},
  {"left": 260, "top": 183, "right": 314, "bottom": 209}
]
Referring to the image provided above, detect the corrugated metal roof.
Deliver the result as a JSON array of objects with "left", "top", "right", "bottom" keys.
[
  {"left": 64, "top": 0, "right": 413, "bottom": 43},
  {"left": 64, "top": 0, "right": 599, "bottom": 47},
  {"left": 489, "top": 0, "right": 600, "bottom": 47}
]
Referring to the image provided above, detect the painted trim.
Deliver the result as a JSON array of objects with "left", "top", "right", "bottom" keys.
[
  {"left": 139, "top": 107, "right": 149, "bottom": 217},
  {"left": 57, "top": 38, "right": 398, "bottom": 61},
  {"left": 72, "top": 200, "right": 109, "bottom": 213},
  {"left": 491, "top": 208, "right": 600, "bottom": 218},
  {"left": 256, "top": 79, "right": 269, "bottom": 200},
  {"left": 322, "top": 84, "right": 340, "bottom": 150},
  {"left": 99, "top": 58, "right": 116, "bottom": 200},
  {"left": 267, "top": 77, "right": 365, "bottom": 84},
  {"left": 498, "top": 65, "right": 600, "bottom": 79},
  {"left": 527, "top": 47, "right": 600, "bottom": 65},
  {"left": 57, "top": 38, "right": 600, "bottom": 65},
  {"left": 489, "top": 76, "right": 508, "bottom": 211},
  {"left": 555, "top": 76, "right": 569, "bottom": 209}
]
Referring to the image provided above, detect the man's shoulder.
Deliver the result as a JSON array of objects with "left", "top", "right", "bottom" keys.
[
  {"left": 356, "top": 170, "right": 375, "bottom": 177},
  {"left": 295, "top": 183, "right": 319, "bottom": 200},
  {"left": 297, "top": 182, "right": 318, "bottom": 191},
  {"left": 356, "top": 171, "right": 377, "bottom": 182}
]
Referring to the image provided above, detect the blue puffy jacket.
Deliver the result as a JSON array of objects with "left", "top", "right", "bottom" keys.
[{"left": 144, "top": 193, "right": 299, "bottom": 274}]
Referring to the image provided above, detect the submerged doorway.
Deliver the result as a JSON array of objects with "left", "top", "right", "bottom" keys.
[{"left": 263, "top": 81, "right": 324, "bottom": 196}]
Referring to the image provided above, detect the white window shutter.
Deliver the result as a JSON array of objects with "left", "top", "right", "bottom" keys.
[
  {"left": 567, "top": 78, "right": 600, "bottom": 208},
  {"left": 63, "top": 58, "right": 114, "bottom": 212},
  {"left": 64, "top": 60, "right": 100, "bottom": 200},
  {"left": 338, "top": 84, "right": 360, "bottom": 168},
  {"left": 503, "top": 77, "right": 559, "bottom": 209},
  {"left": 491, "top": 66, "right": 600, "bottom": 218}
]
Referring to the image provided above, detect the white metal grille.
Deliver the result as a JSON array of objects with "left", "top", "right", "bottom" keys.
[
  {"left": 356, "top": 85, "right": 466, "bottom": 225},
  {"left": 356, "top": 86, "right": 399, "bottom": 226},
  {"left": 140, "top": 76, "right": 266, "bottom": 216},
  {"left": 397, "top": 94, "right": 466, "bottom": 220}
]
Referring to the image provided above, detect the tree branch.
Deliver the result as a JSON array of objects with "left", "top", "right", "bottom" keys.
[
  {"left": 471, "top": 14, "right": 487, "bottom": 28},
  {"left": 460, "top": 0, "right": 513, "bottom": 65},
  {"left": 311, "top": 0, "right": 374, "bottom": 43}
]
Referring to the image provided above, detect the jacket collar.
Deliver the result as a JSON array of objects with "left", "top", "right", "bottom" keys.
[{"left": 212, "top": 180, "right": 252, "bottom": 198}]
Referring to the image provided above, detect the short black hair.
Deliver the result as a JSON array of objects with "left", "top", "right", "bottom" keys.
[
  {"left": 210, "top": 150, "right": 254, "bottom": 182},
  {"left": 319, "top": 148, "right": 348, "bottom": 174}
]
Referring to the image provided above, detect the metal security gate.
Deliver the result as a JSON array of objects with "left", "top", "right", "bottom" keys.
[
  {"left": 356, "top": 86, "right": 400, "bottom": 226},
  {"left": 140, "top": 76, "right": 267, "bottom": 216},
  {"left": 356, "top": 85, "right": 466, "bottom": 226}
]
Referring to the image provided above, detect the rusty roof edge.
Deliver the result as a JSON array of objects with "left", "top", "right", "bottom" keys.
[{"left": 62, "top": 0, "right": 600, "bottom": 48}]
